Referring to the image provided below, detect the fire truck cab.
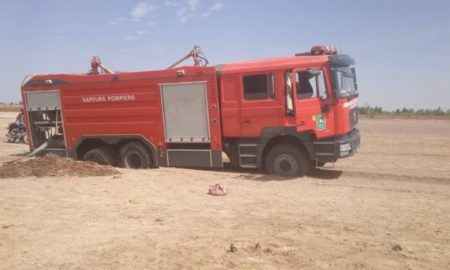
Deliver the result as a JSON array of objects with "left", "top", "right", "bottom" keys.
[
  {"left": 219, "top": 46, "right": 360, "bottom": 176},
  {"left": 21, "top": 45, "right": 359, "bottom": 177}
]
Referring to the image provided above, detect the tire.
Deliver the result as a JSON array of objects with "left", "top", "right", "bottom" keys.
[
  {"left": 6, "top": 135, "right": 14, "bottom": 143},
  {"left": 264, "top": 144, "right": 311, "bottom": 177},
  {"left": 18, "top": 133, "right": 28, "bottom": 144},
  {"left": 83, "top": 147, "right": 117, "bottom": 166},
  {"left": 119, "top": 142, "right": 152, "bottom": 169}
]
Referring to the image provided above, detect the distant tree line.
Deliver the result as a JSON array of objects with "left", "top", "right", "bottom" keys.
[
  {"left": 1, "top": 101, "right": 449, "bottom": 116},
  {"left": 0, "top": 101, "right": 22, "bottom": 105},
  {"left": 359, "top": 104, "right": 450, "bottom": 116}
]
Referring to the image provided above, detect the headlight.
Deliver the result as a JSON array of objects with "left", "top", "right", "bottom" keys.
[{"left": 340, "top": 143, "right": 352, "bottom": 152}]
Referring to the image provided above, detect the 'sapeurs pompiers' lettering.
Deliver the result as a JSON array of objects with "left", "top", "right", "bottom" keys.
[{"left": 82, "top": 95, "right": 136, "bottom": 103}]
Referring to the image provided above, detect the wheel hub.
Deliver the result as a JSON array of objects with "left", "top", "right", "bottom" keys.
[
  {"left": 274, "top": 154, "right": 298, "bottom": 177},
  {"left": 125, "top": 152, "right": 142, "bottom": 168}
]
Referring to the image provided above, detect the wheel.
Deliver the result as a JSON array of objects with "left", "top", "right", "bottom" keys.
[
  {"left": 18, "top": 133, "right": 28, "bottom": 144},
  {"left": 6, "top": 136, "right": 14, "bottom": 143},
  {"left": 83, "top": 147, "right": 117, "bottom": 166},
  {"left": 264, "top": 144, "right": 311, "bottom": 177},
  {"left": 22, "top": 134, "right": 28, "bottom": 144},
  {"left": 119, "top": 142, "right": 152, "bottom": 169}
]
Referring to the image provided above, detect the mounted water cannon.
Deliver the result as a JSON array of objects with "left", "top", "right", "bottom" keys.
[
  {"left": 167, "top": 46, "right": 209, "bottom": 69},
  {"left": 90, "top": 57, "right": 115, "bottom": 75}
]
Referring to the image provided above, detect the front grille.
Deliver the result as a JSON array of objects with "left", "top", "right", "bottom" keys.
[{"left": 349, "top": 107, "right": 358, "bottom": 127}]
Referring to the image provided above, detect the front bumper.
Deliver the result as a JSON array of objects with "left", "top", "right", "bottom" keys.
[{"left": 312, "top": 129, "right": 360, "bottom": 163}]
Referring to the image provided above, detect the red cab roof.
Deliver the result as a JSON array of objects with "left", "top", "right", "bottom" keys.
[{"left": 219, "top": 55, "right": 329, "bottom": 74}]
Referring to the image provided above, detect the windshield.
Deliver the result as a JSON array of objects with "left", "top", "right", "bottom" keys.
[{"left": 331, "top": 67, "right": 357, "bottom": 98}]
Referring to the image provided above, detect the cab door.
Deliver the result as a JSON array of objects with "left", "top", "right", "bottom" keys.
[
  {"left": 240, "top": 73, "right": 279, "bottom": 137},
  {"left": 294, "top": 68, "right": 333, "bottom": 138}
]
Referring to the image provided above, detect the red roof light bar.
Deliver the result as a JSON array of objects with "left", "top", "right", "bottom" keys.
[{"left": 310, "top": 45, "right": 338, "bottom": 55}]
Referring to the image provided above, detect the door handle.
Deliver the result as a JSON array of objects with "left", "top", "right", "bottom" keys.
[{"left": 242, "top": 119, "right": 251, "bottom": 125}]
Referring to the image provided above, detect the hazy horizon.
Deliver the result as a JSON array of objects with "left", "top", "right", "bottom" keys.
[{"left": 1, "top": 0, "right": 450, "bottom": 110}]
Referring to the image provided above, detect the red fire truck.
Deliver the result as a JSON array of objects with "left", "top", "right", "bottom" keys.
[{"left": 21, "top": 45, "right": 360, "bottom": 177}]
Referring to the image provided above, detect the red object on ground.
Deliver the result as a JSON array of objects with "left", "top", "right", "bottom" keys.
[{"left": 208, "top": 183, "right": 227, "bottom": 196}]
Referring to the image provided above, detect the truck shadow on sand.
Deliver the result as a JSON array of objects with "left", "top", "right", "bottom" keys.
[
  {"left": 233, "top": 169, "right": 343, "bottom": 181},
  {"left": 193, "top": 165, "right": 343, "bottom": 181}
]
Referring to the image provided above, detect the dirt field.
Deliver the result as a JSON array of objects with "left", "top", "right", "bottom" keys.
[
  {"left": 0, "top": 112, "right": 449, "bottom": 270},
  {"left": 0, "top": 105, "right": 21, "bottom": 112}
]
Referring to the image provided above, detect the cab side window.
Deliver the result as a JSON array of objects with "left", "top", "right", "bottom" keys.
[
  {"left": 296, "top": 70, "right": 328, "bottom": 99},
  {"left": 243, "top": 74, "right": 275, "bottom": 100},
  {"left": 296, "top": 71, "right": 317, "bottom": 99}
]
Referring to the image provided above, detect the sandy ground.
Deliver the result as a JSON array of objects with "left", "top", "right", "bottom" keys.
[{"left": 0, "top": 112, "right": 449, "bottom": 269}]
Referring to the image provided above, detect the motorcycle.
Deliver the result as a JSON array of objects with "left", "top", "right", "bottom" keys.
[{"left": 6, "top": 122, "right": 28, "bottom": 144}]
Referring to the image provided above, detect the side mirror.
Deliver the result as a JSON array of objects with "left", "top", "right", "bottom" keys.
[
  {"left": 351, "top": 67, "right": 358, "bottom": 90},
  {"left": 307, "top": 68, "right": 321, "bottom": 76}
]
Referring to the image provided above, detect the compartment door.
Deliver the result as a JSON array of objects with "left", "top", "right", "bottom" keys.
[{"left": 160, "top": 82, "right": 210, "bottom": 143}]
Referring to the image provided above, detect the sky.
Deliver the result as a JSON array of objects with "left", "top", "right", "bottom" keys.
[{"left": 1, "top": 0, "right": 450, "bottom": 110}]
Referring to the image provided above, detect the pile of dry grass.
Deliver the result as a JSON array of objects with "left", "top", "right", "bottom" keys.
[{"left": 0, "top": 154, "right": 120, "bottom": 178}]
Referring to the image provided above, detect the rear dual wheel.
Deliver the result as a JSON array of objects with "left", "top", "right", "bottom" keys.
[
  {"left": 83, "top": 147, "right": 117, "bottom": 166},
  {"left": 82, "top": 142, "right": 153, "bottom": 169},
  {"left": 119, "top": 142, "right": 152, "bottom": 169}
]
